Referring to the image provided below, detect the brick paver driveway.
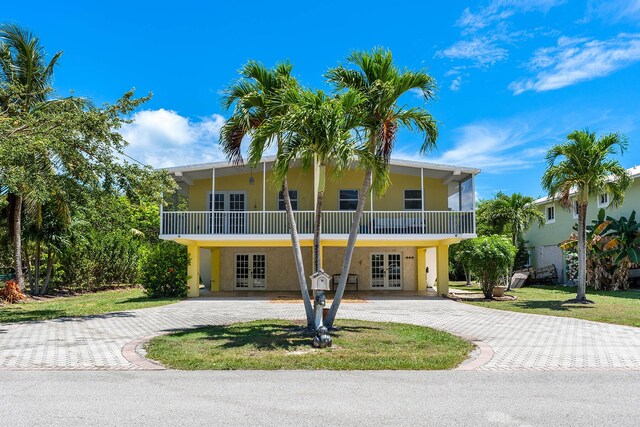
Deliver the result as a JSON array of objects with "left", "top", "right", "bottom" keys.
[{"left": 1, "top": 296, "right": 639, "bottom": 371}]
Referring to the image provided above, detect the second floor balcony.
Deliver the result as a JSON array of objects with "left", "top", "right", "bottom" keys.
[{"left": 160, "top": 209, "right": 476, "bottom": 238}]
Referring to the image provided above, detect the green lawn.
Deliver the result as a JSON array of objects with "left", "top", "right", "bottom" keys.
[
  {"left": 145, "top": 319, "right": 474, "bottom": 370},
  {"left": 450, "top": 283, "right": 640, "bottom": 327},
  {"left": 0, "top": 288, "right": 181, "bottom": 323}
]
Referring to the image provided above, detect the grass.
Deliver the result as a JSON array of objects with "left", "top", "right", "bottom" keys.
[
  {"left": 145, "top": 319, "right": 474, "bottom": 370},
  {"left": 450, "top": 282, "right": 640, "bottom": 327},
  {"left": 0, "top": 288, "right": 181, "bottom": 323}
]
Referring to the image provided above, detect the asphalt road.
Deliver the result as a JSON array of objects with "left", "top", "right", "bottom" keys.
[{"left": 2, "top": 370, "right": 639, "bottom": 426}]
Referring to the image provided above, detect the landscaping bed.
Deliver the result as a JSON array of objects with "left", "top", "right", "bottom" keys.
[
  {"left": 0, "top": 288, "right": 182, "bottom": 323},
  {"left": 145, "top": 319, "right": 474, "bottom": 370},
  {"left": 450, "top": 283, "right": 640, "bottom": 327}
]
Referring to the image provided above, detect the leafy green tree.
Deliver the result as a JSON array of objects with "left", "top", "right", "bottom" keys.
[
  {"left": 219, "top": 61, "right": 314, "bottom": 325},
  {"left": 466, "top": 236, "right": 516, "bottom": 298},
  {"left": 489, "top": 192, "right": 545, "bottom": 246},
  {"left": 324, "top": 48, "right": 438, "bottom": 328},
  {"left": 542, "top": 129, "right": 632, "bottom": 302},
  {"left": 450, "top": 239, "right": 475, "bottom": 285}
]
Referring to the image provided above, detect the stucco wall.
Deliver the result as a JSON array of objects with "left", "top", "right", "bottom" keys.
[
  {"left": 211, "top": 246, "right": 418, "bottom": 291},
  {"left": 184, "top": 166, "right": 451, "bottom": 213}
]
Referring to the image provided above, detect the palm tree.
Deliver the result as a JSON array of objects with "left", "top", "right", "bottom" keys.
[
  {"left": 257, "top": 88, "right": 364, "bottom": 328},
  {"left": 219, "top": 61, "right": 314, "bottom": 325},
  {"left": 324, "top": 48, "right": 438, "bottom": 328},
  {"left": 0, "top": 24, "right": 62, "bottom": 290},
  {"left": 542, "top": 129, "right": 632, "bottom": 302},
  {"left": 490, "top": 192, "right": 545, "bottom": 246}
]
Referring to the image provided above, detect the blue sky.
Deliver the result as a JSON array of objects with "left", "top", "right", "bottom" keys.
[{"left": 3, "top": 0, "right": 640, "bottom": 200}]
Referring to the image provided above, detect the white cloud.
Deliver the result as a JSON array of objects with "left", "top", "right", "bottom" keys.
[
  {"left": 450, "top": 76, "right": 462, "bottom": 91},
  {"left": 510, "top": 33, "right": 640, "bottom": 94},
  {"left": 457, "top": 0, "right": 566, "bottom": 34},
  {"left": 582, "top": 0, "right": 640, "bottom": 24},
  {"left": 120, "top": 109, "right": 228, "bottom": 168},
  {"left": 436, "top": 38, "right": 508, "bottom": 66}
]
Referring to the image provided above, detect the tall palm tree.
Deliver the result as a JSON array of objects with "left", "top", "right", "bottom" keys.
[
  {"left": 0, "top": 24, "right": 62, "bottom": 290},
  {"left": 219, "top": 61, "right": 314, "bottom": 325},
  {"left": 324, "top": 48, "right": 438, "bottom": 328},
  {"left": 542, "top": 129, "right": 631, "bottom": 302},
  {"left": 490, "top": 192, "right": 545, "bottom": 246},
  {"left": 257, "top": 88, "right": 364, "bottom": 328}
]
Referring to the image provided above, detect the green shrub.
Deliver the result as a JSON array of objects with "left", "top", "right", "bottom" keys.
[
  {"left": 467, "top": 235, "right": 516, "bottom": 298},
  {"left": 140, "top": 241, "right": 190, "bottom": 298}
]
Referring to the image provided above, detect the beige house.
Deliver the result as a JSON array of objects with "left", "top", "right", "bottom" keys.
[{"left": 160, "top": 157, "right": 479, "bottom": 296}]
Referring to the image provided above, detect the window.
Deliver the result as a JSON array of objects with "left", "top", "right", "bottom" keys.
[
  {"left": 573, "top": 200, "right": 579, "bottom": 219},
  {"left": 339, "top": 189, "right": 359, "bottom": 210},
  {"left": 404, "top": 189, "right": 422, "bottom": 210},
  {"left": 278, "top": 190, "right": 298, "bottom": 211},
  {"left": 546, "top": 205, "right": 555, "bottom": 223},
  {"left": 598, "top": 193, "right": 610, "bottom": 208}
]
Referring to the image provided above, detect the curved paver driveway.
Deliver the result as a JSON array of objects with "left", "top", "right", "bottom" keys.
[{"left": 1, "top": 296, "right": 639, "bottom": 371}]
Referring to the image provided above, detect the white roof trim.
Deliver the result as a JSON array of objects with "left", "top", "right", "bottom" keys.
[{"left": 162, "top": 155, "right": 481, "bottom": 175}]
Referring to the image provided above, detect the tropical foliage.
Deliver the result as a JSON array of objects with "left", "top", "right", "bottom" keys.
[
  {"left": 465, "top": 236, "right": 517, "bottom": 298},
  {"left": 542, "top": 129, "right": 631, "bottom": 301},
  {"left": 140, "top": 241, "right": 190, "bottom": 298}
]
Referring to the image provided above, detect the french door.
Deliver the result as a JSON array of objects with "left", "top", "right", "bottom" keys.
[
  {"left": 209, "top": 191, "right": 246, "bottom": 234},
  {"left": 235, "top": 254, "right": 266, "bottom": 290},
  {"left": 370, "top": 253, "right": 402, "bottom": 289}
]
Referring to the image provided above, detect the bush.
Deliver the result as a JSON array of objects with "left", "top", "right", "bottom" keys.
[
  {"left": 466, "top": 235, "right": 516, "bottom": 298},
  {"left": 0, "top": 280, "right": 28, "bottom": 303},
  {"left": 140, "top": 241, "right": 190, "bottom": 298}
]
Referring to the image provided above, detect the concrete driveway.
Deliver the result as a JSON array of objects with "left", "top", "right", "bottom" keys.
[{"left": 1, "top": 296, "right": 640, "bottom": 371}]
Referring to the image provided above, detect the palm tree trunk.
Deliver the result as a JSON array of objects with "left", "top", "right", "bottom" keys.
[
  {"left": 313, "top": 192, "right": 324, "bottom": 273},
  {"left": 324, "top": 168, "right": 372, "bottom": 329},
  {"left": 577, "top": 203, "right": 587, "bottom": 301},
  {"left": 34, "top": 238, "right": 41, "bottom": 295},
  {"left": 24, "top": 245, "right": 33, "bottom": 289},
  {"left": 283, "top": 176, "right": 314, "bottom": 326},
  {"left": 41, "top": 247, "right": 54, "bottom": 295},
  {"left": 10, "top": 194, "right": 26, "bottom": 291}
]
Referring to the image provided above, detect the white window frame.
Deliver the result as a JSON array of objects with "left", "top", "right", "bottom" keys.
[
  {"left": 206, "top": 191, "right": 248, "bottom": 211},
  {"left": 338, "top": 189, "right": 359, "bottom": 211},
  {"left": 278, "top": 190, "right": 298, "bottom": 211},
  {"left": 598, "top": 193, "right": 610, "bottom": 208},
  {"left": 403, "top": 189, "right": 422, "bottom": 211},
  {"left": 545, "top": 204, "right": 556, "bottom": 224},
  {"left": 572, "top": 200, "right": 579, "bottom": 219}
]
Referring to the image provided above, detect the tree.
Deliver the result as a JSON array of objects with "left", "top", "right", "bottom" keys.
[
  {"left": 450, "top": 239, "right": 475, "bottom": 285},
  {"left": 324, "top": 48, "right": 438, "bottom": 328},
  {"left": 219, "top": 61, "right": 314, "bottom": 326},
  {"left": 467, "top": 236, "right": 516, "bottom": 299},
  {"left": 542, "top": 129, "right": 632, "bottom": 302},
  {"left": 261, "top": 88, "right": 364, "bottom": 329},
  {"left": 489, "top": 192, "right": 545, "bottom": 246},
  {"left": 0, "top": 24, "right": 61, "bottom": 290}
]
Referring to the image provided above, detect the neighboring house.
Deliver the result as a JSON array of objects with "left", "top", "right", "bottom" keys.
[
  {"left": 524, "top": 166, "right": 640, "bottom": 283},
  {"left": 160, "top": 156, "right": 479, "bottom": 297}
]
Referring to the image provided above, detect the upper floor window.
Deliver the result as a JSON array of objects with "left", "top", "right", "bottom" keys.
[
  {"left": 573, "top": 200, "right": 579, "bottom": 218},
  {"left": 339, "top": 189, "right": 359, "bottom": 211},
  {"left": 598, "top": 193, "right": 610, "bottom": 208},
  {"left": 546, "top": 205, "right": 555, "bottom": 224},
  {"left": 278, "top": 190, "right": 298, "bottom": 211},
  {"left": 404, "top": 190, "right": 422, "bottom": 210}
]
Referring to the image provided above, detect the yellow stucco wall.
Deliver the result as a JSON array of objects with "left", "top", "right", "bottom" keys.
[{"left": 185, "top": 166, "right": 450, "bottom": 212}]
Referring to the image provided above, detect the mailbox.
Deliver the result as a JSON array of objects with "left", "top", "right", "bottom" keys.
[{"left": 310, "top": 269, "right": 331, "bottom": 291}]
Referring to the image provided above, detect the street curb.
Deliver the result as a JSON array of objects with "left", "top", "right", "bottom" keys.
[
  {"left": 121, "top": 335, "right": 166, "bottom": 370},
  {"left": 455, "top": 337, "right": 494, "bottom": 371}
]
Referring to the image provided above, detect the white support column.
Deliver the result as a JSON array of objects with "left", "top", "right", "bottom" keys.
[
  {"left": 471, "top": 174, "right": 476, "bottom": 234},
  {"left": 210, "top": 168, "right": 215, "bottom": 233},
  {"left": 262, "top": 161, "right": 266, "bottom": 234}
]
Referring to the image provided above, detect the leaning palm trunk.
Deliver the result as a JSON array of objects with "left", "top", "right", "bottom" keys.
[
  {"left": 324, "top": 168, "right": 372, "bottom": 329},
  {"left": 576, "top": 202, "right": 587, "bottom": 301},
  {"left": 283, "top": 176, "right": 314, "bottom": 326}
]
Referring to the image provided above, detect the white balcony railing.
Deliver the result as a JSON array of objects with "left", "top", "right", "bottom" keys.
[{"left": 160, "top": 210, "right": 475, "bottom": 236}]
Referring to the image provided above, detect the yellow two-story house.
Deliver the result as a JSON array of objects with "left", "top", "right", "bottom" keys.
[{"left": 160, "top": 156, "right": 479, "bottom": 297}]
